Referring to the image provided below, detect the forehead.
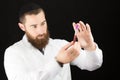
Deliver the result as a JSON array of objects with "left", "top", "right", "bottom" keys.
[{"left": 25, "top": 11, "right": 45, "bottom": 23}]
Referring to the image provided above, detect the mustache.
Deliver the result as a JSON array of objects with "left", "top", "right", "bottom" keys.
[{"left": 36, "top": 33, "right": 46, "bottom": 38}]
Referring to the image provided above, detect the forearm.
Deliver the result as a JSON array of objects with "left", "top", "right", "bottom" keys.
[{"left": 71, "top": 44, "right": 103, "bottom": 71}]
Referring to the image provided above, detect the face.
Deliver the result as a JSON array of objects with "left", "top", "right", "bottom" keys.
[{"left": 19, "top": 11, "right": 49, "bottom": 49}]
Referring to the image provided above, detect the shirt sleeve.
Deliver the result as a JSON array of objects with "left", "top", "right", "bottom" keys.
[
  {"left": 71, "top": 43, "right": 103, "bottom": 71},
  {"left": 4, "top": 47, "right": 62, "bottom": 80}
]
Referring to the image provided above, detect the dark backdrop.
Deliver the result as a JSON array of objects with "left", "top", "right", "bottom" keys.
[{"left": 0, "top": 0, "right": 119, "bottom": 80}]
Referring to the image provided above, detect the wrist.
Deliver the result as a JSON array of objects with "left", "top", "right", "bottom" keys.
[
  {"left": 57, "top": 61, "right": 63, "bottom": 67},
  {"left": 85, "top": 42, "right": 96, "bottom": 51},
  {"left": 55, "top": 57, "right": 63, "bottom": 67}
]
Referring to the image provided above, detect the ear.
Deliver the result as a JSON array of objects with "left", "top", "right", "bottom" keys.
[{"left": 18, "top": 23, "right": 25, "bottom": 31}]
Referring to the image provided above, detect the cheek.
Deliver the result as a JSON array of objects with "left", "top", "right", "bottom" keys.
[
  {"left": 26, "top": 30, "right": 37, "bottom": 39},
  {"left": 45, "top": 28, "right": 47, "bottom": 33},
  {"left": 45, "top": 26, "right": 48, "bottom": 32},
  {"left": 40, "top": 26, "right": 47, "bottom": 34}
]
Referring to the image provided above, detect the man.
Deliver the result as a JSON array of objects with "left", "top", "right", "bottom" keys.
[{"left": 4, "top": 2, "right": 103, "bottom": 80}]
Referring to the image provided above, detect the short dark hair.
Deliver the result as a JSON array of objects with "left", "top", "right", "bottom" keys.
[{"left": 19, "top": 2, "right": 44, "bottom": 23}]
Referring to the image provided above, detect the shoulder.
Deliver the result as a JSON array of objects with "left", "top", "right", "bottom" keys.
[
  {"left": 47, "top": 38, "right": 69, "bottom": 49},
  {"left": 4, "top": 40, "right": 23, "bottom": 55},
  {"left": 49, "top": 38, "right": 69, "bottom": 46}
]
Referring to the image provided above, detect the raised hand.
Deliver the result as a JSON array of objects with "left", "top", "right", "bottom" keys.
[{"left": 72, "top": 21, "right": 96, "bottom": 51}]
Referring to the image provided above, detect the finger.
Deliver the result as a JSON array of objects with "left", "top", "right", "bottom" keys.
[
  {"left": 79, "top": 21, "right": 86, "bottom": 31},
  {"left": 72, "top": 22, "right": 76, "bottom": 26},
  {"left": 63, "top": 41, "right": 74, "bottom": 50},
  {"left": 66, "top": 47, "right": 74, "bottom": 55},
  {"left": 67, "top": 48, "right": 79, "bottom": 59},
  {"left": 86, "top": 23, "right": 91, "bottom": 32},
  {"left": 73, "top": 35, "right": 77, "bottom": 43},
  {"left": 71, "top": 50, "right": 79, "bottom": 58},
  {"left": 72, "top": 22, "right": 76, "bottom": 31},
  {"left": 76, "top": 23, "right": 81, "bottom": 32},
  {"left": 74, "top": 42, "right": 81, "bottom": 51},
  {"left": 72, "top": 22, "right": 79, "bottom": 34}
]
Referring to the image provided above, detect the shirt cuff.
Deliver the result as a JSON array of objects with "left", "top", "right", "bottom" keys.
[{"left": 84, "top": 43, "right": 100, "bottom": 53}]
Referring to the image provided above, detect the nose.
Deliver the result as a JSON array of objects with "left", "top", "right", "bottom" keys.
[{"left": 36, "top": 26, "right": 46, "bottom": 35}]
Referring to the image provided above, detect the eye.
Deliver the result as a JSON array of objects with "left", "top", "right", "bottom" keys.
[
  {"left": 41, "top": 20, "right": 46, "bottom": 26},
  {"left": 31, "top": 25, "right": 37, "bottom": 28}
]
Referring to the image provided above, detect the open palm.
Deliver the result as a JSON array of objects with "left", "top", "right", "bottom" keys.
[{"left": 73, "top": 21, "right": 95, "bottom": 50}]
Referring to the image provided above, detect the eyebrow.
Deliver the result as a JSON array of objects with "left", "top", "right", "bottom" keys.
[
  {"left": 42, "top": 20, "right": 46, "bottom": 23},
  {"left": 30, "top": 24, "right": 37, "bottom": 27}
]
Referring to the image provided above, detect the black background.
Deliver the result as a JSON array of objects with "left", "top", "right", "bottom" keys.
[{"left": 0, "top": 0, "right": 119, "bottom": 80}]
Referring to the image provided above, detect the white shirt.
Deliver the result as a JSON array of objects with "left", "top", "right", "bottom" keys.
[{"left": 4, "top": 35, "right": 103, "bottom": 80}]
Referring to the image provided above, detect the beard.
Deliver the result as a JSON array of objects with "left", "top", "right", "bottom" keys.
[{"left": 26, "top": 30, "right": 50, "bottom": 49}]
